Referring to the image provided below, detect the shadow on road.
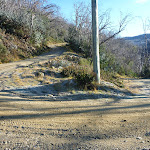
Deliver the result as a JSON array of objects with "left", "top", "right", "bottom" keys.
[{"left": 0, "top": 83, "right": 150, "bottom": 121}]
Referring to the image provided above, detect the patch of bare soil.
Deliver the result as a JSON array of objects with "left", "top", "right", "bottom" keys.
[{"left": 0, "top": 45, "right": 150, "bottom": 150}]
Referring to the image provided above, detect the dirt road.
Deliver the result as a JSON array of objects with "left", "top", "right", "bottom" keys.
[{"left": 0, "top": 45, "right": 150, "bottom": 150}]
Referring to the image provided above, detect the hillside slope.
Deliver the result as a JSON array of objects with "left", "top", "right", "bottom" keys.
[
  {"left": 124, "top": 34, "right": 150, "bottom": 46},
  {"left": 0, "top": 29, "right": 37, "bottom": 63},
  {"left": 124, "top": 34, "right": 150, "bottom": 54}
]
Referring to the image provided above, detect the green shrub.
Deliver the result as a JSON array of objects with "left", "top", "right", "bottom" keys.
[
  {"left": 0, "top": 43, "right": 9, "bottom": 63},
  {"left": 79, "top": 58, "right": 92, "bottom": 66},
  {"left": 0, "top": 43, "right": 7, "bottom": 54},
  {"left": 75, "top": 68, "right": 96, "bottom": 89},
  {"left": 141, "top": 65, "right": 150, "bottom": 78},
  {"left": 64, "top": 54, "right": 80, "bottom": 63},
  {"left": 61, "top": 65, "right": 96, "bottom": 90},
  {"left": 101, "top": 70, "right": 123, "bottom": 87},
  {"left": 0, "top": 43, "right": 7, "bottom": 62},
  {"left": 61, "top": 65, "right": 77, "bottom": 77}
]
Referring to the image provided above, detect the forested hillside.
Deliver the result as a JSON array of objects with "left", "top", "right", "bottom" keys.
[
  {"left": 124, "top": 34, "right": 150, "bottom": 47},
  {"left": 67, "top": 2, "right": 149, "bottom": 78},
  {"left": 0, "top": 0, "right": 68, "bottom": 63},
  {"left": 0, "top": 0, "right": 149, "bottom": 82},
  {"left": 124, "top": 34, "right": 150, "bottom": 77}
]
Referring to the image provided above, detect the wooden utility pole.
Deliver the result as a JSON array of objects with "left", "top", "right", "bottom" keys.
[{"left": 92, "top": 0, "right": 100, "bottom": 84}]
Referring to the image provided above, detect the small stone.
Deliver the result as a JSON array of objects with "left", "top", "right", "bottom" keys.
[
  {"left": 136, "top": 137, "right": 142, "bottom": 140},
  {"left": 35, "top": 72, "right": 44, "bottom": 78},
  {"left": 145, "top": 132, "right": 150, "bottom": 136},
  {"left": 141, "top": 141, "right": 145, "bottom": 143},
  {"left": 14, "top": 126, "right": 19, "bottom": 129},
  {"left": 58, "top": 66, "right": 63, "bottom": 70},
  {"left": 121, "top": 119, "right": 127, "bottom": 122}
]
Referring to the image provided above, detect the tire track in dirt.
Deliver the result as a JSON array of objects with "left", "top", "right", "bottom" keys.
[
  {"left": 123, "top": 78, "right": 150, "bottom": 96},
  {"left": 0, "top": 43, "right": 66, "bottom": 91}
]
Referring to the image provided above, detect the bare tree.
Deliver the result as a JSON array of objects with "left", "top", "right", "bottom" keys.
[
  {"left": 71, "top": 2, "right": 131, "bottom": 56},
  {"left": 0, "top": 0, "right": 67, "bottom": 44},
  {"left": 99, "top": 12, "right": 131, "bottom": 45},
  {"left": 142, "top": 18, "right": 150, "bottom": 64}
]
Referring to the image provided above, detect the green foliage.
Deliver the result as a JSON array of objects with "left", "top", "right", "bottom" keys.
[
  {"left": 0, "top": 43, "right": 7, "bottom": 54},
  {"left": 67, "top": 26, "right": 92, "bottom": 57},
  {"left": 64, "top": 54, "right": 80, "bottom": 63},
  {"left": 100, "top": 70, "right": 124, "bottom": 88},
  {"left": 141, "top": 65, "right": 150, "bottom": 78},
  {"left": 99, "top": 45, "right": 138, "bottom": 78},
  {"left": 67, "top": 27, "right": 81, "bottom": 52},
  {"left": 0, "top": 0, "right": 68, "bottom": 47},
  {"left": 100, "top": 45, "right": 120, "bottom": 73},
  {"left": 67, "top": 24, "right": 138, "bottom": 79},
  {"left": 75, "top": 68, "right": 96, "bottom": 89},
  {"left": 100, "top": 46, "right": 114, "bottom": 71},
  {"left": 79, "top": 58, "right": 92, "bottom": 66},
  {"left": 61, "top": 65, "right": 96, "bottom": 90},
  {"left": 61, "top": 65, "right": 77, "bottom": 77},
  {"left": 0, "top": 15, "right": 30, "bottom": 39},
  {"left": 30, "top": 31, "right": 43, "bottom": 45},
  {"left": 0, "top": 42, "right": 8, "bottom": 63},
  {"left": 117, "top": 66, "right": 125, "bottom": 75}
]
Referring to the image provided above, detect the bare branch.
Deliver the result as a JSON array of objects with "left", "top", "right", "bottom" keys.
[{"left": 100, "top": 13, "right": 132, "bottom": 45}]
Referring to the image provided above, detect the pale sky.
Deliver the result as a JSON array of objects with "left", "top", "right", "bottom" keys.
[{"left": 49, "top": 0, "right": 150, "bottom": 37}]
